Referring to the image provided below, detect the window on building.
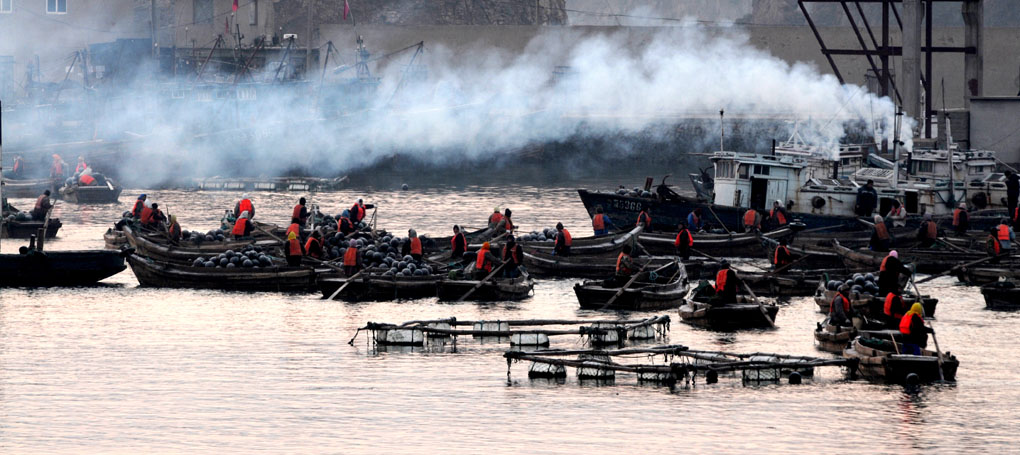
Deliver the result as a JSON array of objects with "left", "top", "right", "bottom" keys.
[
  {"left": 193, "top": 0, "right": 213, "bottom": 24},
  {"left": 738, "top": 164, "right": 748, "bottom": 179},
  {"left": 753, "top": 164, "right": 770, "bottom": 176},
  {"left": 1, "top": 0, "right": 12, "bottom": 14},
  {"left": 46, "top": 0, "right": 66, "bottom": 14},
  {"left": 249, "top": 0, "right": 258, "bottom": 25},
  {"left": 914, "top": 161, "right": 934, "bottom": 173}
]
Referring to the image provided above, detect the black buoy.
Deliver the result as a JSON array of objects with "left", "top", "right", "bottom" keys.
[
  {"left": 904, "top": 373, "right": 920, "bottom": 386},
  {"left": 706, "top": 370, "right": 718, "bottom": 384},
  {"left": 788, "top": 371, "right": 802, "bottom": 385},
  {"left": 401, "top": 183, "right": 409, "bottom": 191}
]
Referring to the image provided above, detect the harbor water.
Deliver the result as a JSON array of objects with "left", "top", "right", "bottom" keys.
[{"left": 2, "top": 184, "right": 1018, "bottom": 453}]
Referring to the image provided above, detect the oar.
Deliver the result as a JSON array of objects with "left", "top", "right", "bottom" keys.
[
  {"left": 691, "top": 247, "right": 769, "bottom": 272},
  {"left": 914, "top": 254, "right": 1001, "bottom": 285},
  {"left": 457, "top": 262, "right": 508, "bottom": 302},
  {"left": 930, "top": 324, "right": 947, "bottom": 382},
  {"left": 739, "top": 274, "right": 776, "bottom": 328},
  {"left": 598, "top": 261, "right": 650, "bottom": 311},
  {"left": 936, "top": 237, "right": 979, "bottom": 254},
  {"left": 705, "top": 205, "right": 732, "bottom": 235},
  {"left": 255, "top": 223, "right": 284, "bottom": 243},
  {"left": 765, "top": 253, "right": 815, "bottom": 277},
  {"left": 326, "top": 269, "right": 366, "bottom": 300}
]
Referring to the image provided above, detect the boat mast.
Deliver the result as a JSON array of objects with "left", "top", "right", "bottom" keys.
[
  {"left": 892, "top": 109, "right": 901, "bottom": 189},
  {"left": 946, "top": 115, "right": 955, "bottom": 207},
  {"left": 1, "top": 98, "right": 4, "bottom": 253},
  {"left": 719, "top": 109, "right": 725, "bottom": 152}
]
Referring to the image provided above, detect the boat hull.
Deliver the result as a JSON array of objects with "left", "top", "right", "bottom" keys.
[
  {"left": 60, "top": 184, "right": 123, "bottom": 204},
  {"left": 844, "top": 337, "right": 958, "bottom": 383},
  {"left": 1, "top": 178, "right": 59, "bottom": 198},
  {"left": 981, "top": 283, "right": 1020, "bottom": 310},
  {"left": 436, "top": 277, "right": 533, "bottom": 301},
  {"left": 573, "top": 280, "right": 688, "bottom": 311},
  {"left": 0, "top": 250, "right": 126, "bottom": 286},
  {"left": 2, "top": 218, "right": 61, "bottom": 238},
  {"left": 318, "top": 275, "right": 440, "bottom": 301},
  {"left": 127, "top": 254, "right": 316, "bottom": 292},
  {"left": 678, "top": 302, "right": 779, "bottom": 330}
]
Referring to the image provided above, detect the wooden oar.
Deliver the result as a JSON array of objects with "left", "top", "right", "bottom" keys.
[
  {"left": 255, "top": 223, "right": 284, "bottom": 243},
  {"left": 457, "top": 262, "right": 508, "bottom": 302},
  {"left": 739, "top": 275, "right": 776, "bottom": 328},
  {"left": 914, "top": 254, "right": 1001, "bottom": 285},
  {"left": 37, "top": 204, "right": 55, "bottom": 251},
  {"left": 705, "top": 205, "right": 732, "bottom": 235},
  {"left": 930, "top": 324, "right": 947, "bottom": 382},
  {"left": 598, "top": 261, "right": 650, "bottom": 311},
  {"left": 691, "top": 247, "right": 769, "bottom": 273},
  {"left": 765, "top": 253, "right": 815, "bottom": 277},
  {"left": 326, "top": 269, "right": 366, "bottom": 300},
  {"left": 936, "top": 237, "right": 979, "bottom": 254}
]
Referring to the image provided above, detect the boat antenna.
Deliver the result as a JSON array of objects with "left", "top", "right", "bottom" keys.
[
  {"left": 893, "top": 108, "right": 901, "bottom": 189},
  {"left": 941, "top": 78, "right": 956, "bottom": 207},
  {"left": 719, "top": 109, "right": 725, "bottom": 152}
]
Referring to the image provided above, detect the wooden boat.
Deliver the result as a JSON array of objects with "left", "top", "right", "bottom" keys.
[
  {"left": 2, "top": 217, "right": 61, "bottom": 238},
  {"left": 843, "top": 335, "right": 958, "bottom": 383},
  {"left": 1, "top": 178, "right": 58, "bottom": 198},
  {"left": 104, "top": 228, "right": 127, "bottom": 248},
  {"left": 127, "top": 254, "right": 316, "bottom": 292},
  {"left": 739, "top": 270, "right": 825, "bottom": 298},
  {"left": 573, "top": 267, "right": 689, "bottom": 311},
  {"left": 812, "top": 283, "right": 938, "bottom": 317},
  {"left": 0, "top": 249, "right": 127, "bottom": 286},
  {"left": 678, "top": 285, "right": 779, "bottom": 330},
  {"left": 832, "top": 239, "right": 993, "bottom": 274},
  {"left": 59, "top": 179, "right": 123, "bottom": 203},
  {"left": 123, "top": 225, "right": 278, "bottom": 263},
  {"left": 427, "top": 227, "right": 496, "bottom": 255},
  {"left": 761, "top": 236, "right": 845, "bottom": 270},
  {"left": 523, "top": 226, "right": 642, "bottom": 256},
  {"left": 523, "top": 250, "right": 683, "bottom": 279},
  {"left": 814, "top": 319, "right": 857, "bottom": 354},
  {"left": 317, "top": 273, "right": 441, "bottom": 301},
  {"left": 956, "top": 266, "right": 1020, "bottom": 285},
  {"left": 436, "top": 274, "right": 534, "bottom": 301},
  {"left": 639, "top": 226, "right": 792, "bottom": 258},
  {"left": 981, "top": 281, "right": 1020, "bottom": 310}
]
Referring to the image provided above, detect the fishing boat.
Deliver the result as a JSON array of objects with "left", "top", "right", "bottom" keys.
[
  {"left": 1, "top": 177, "right": 58, "bottom": 198},
  {"left": 425, "top": 226, "right": 497, "bottom": 257},
  {"left": 814, "top": 319, "right": 857, "bottom": 354},
  {"left": 573, "top": 264, "right": 689, "bottom": 311},
  {"left": 59, "top": 178, "right": 123, "bottom": 203},
  {"left": 812, "top": 281, "right": 938, "bottom": 317},
  {"left": 523, "top": 250, "right": 687, "bottom": 279},
  {"left": 318, "top": 273, "right": 441, "bottom": 301},
  {"left": 126, "top": 254, "right": 317, "bottom": 292},
  {"left": 2, "top": 217, "right": 61, "bottom": 238},
  {"left": 638, "top": 226, "right": 792, "bottom": 258},
  {"left": 740, "top": 270, "right": 824, "bottom": 298},
  {"left": 0, "top": 248, "right": 128, "bottom": 286},
  {"left": 104, "top": 228, "right": 127, "bottom": 248},
  {"left": 981, "top": 281, "right": 1020, "bottom": 310},
  {"left": 523, "top": 226, "right": 642, "bottom": 256},
  {"left": 436, "top": 273, "right": 534, "bottom": 301},
  {"left": 122, "top": 225, "right": 278, "bottom": 263},
  {"left": 761, "top": 236, "right": 846, "bottom": 270},
  {"left": 843, "top": 335, "right": 958, "bottom": 383},
  {"left": 956, "top": 266, "right": 1020, "bottom": 285},
  {"left": 678, "top": 283, "right": 779, "bottom": 330},
  {"left": 831, "top": 239, "right": 991, "bottom": 274}
]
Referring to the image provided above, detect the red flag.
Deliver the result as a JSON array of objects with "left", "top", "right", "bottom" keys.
[
  {"left": 343, "top": 0, "right": 350, "bottom": 21},
  {"left": 232, "top": 0, "right": 238, "bottom": 12}
]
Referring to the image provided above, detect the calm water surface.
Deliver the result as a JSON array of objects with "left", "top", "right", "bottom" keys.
[{"left": 2, "top": 184, "right": 1018, "bottom": 453}]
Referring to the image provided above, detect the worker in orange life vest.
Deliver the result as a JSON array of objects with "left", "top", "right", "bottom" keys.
[
  {"left": 337, "top": 210, "right": 356, "bottom": 235},
  {"left": 167, "top": 214, "right": 182, "bottom": 245},
  {"left": 554, "top": 222, "right": 572, "bottom": 257},
  {"left": 898, "top": 303, "right": 932, "bottom": 354},
  {"left": 131, "top": 194, "right": 147, "bottom": 219},
  {"left": 713, "top": 260, "right": 740, "bottom": 304},
  {"left": 292, "top": 197, "right": 309, "bottom": 225},
  {"left": 451, "top": 225, "right": 467, "bottom": 260},
  {"left": 635, "top": 205, "right": 652, "bottom": 233},
  {"left": 768, "top": 200, "right": 788, "bottom": 231},
  {"left": 475, "top": 241, "right": 501, "bottom": 279},
  {"left": 350, "top": 198, "right": 374, "bottom": 224},
  {"left": 141, "top": 202, "right": 167, "bottom": 229},
  {"left": 686, "top": 208, "right": 704, "bottom": 232},
  {"left": 674, "top": 221, "right": 693, "bottom": 260},
  {"left": 829, "top": 284, "right": 853, "bottom": 327},
  {"left": 401, "top": 229, "right": 423, "bottom": 261},
  {"left": 304, "top": 230, "right": 324, "bottom": 260},
  {"left": 1013, "top": 205, "right": 1020, "bottom": 233},
  {"left": 883, "top": 290, "right": 908, "bottom": 327},
  {"left": 234, "top": 194, "right": 255, "bottom": 220},
  {"left": 988, "top": 219, "right": 1015, "bottom": 256},
  {"left": 886, "top": 199, "right": 906, "bottom": 228},
  {"left": 869, "top": 214, "right": 892, "bottom": 252},
  {"left": 591, "top": 205, "right": 615, "bottom": 237},
  {"left": 916, "top": 213, "right": 938, "bottom": 248},
  {"left": 615, "top": 244, "right": 636, "bottom": 284},
  {"left": 231, "top": 211, "right": 253, "bottom": 239},
  {"left": 773, "top": 238, "right": 794, "bottom": 268},
  {"left": 742, "top": 208, "right": 762, "bottom": 233},
  {"left": 50, "top": 154, "right": 66, "bottom": 179},
  {"left": 952, "top": 202, "right": 969, "bottom": 235},
  {"left": 488, "top": 208, "right": 504, "bottom": 230},
  {"left": 343, "top": 239, "right": 362, "bottom": 276},
  {"left": 10, "top": 155, "right": 25, "bottom": 178},
  {"left": 30, "top": 190, "right": 53, "bottom": 221},
  {"left": 878, "top": 250, "right": 910, "bottom": 296},
  {"left": 502, "top": 235, "right": 524, "bottom": 278},
  {"left": 286, "top": 231, "right": 305, "bottom": 266},
  {"left": 75, "top": 156, "right": 88, "bottom": 174},
  {"left": 496, "top": 208, "right": 514, "bottom": 235}
]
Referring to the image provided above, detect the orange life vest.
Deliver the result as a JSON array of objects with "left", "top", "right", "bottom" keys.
[
  {"left": 675, "top": 229, "right": 693, "bottom": 247},
  {"left": 169, "top": 223, "right": 181, "bottom": 239},
  {"left": 884, "top": 293, "right": 905, "bottom": 318},
  {"left": 953, "top": 208, "right": 965, "bottom": 227},
  {"left": 616, "top": 252, "right": 632, "bottom": 274},
  {"left": 451, "top": 233, "right": 466, "bottom": 252},
  {"left": 830, "top": 293, "right": 851, "bottom": 313},
  {"left": 899, "top": 313, "right": 916, "bottom": 335},
  {"left": 409, "top": 237, "right": 422, "bottom": 255},
  {"left": 771, "top": 208, "right": 787, "bottom": 225},
  {"left": 305, "top": 237, "right": 321, "bottom": 258},
  {"left": 231, "top": 218, "right": 248, "bottom": 236},
  {"left": 743, "top": 209, "right": 757, "bottom": 227},
  {"left": 773, "top": 245, "right": 791, "bottom": 266},
  {"left": 286, "top": 223, "right": 300, "bottom": 238},
  {"left": 51, "top": 161, "right": 63, "bottom": 175},
  {"left": 288, "top": 237, "right": 303, "bottom": 256},
  {"left": 1015, "top": 207, "right": 1020, "bottom": 222},
  {"left": 12, "top": 158, "right": 22, "bottom": 173},
  {"left": 889, "top": 206, "right": 902, "bottom": 217},
  {"left": 875, "top": 221, "right": 890, "bottom": 240},
  {"left": 880, "top": 255, "right": 893, "bottom": 272},
  {"left": 476, "top": 248, "right": 492, "bottom": 272},
  {"left": 132, "top": 200, "right": 145, "bottom": 217},
  {"left": 75, "top": 162, "right": 87, "bottom": 174},
  {"left": 238, "top": 199, "right": 253, "bottom": 216},
  {"left": 504, "top": 245, "right": 521, "bottom": 264},
  {"left": 502, "top": 218, "right": 514, "bottom": 233},
  {"left": 140, "top": 206, "right": 154, "bottom": 224},
  {"left": 343, "top": 247, "right": 358, "bottom": 266},
  {"left": 714, "top": 269, "right": 729, "bottom": 293},
  {"left": 557, "top": 229, "right": 572, "bottom": 247},
  {"left": 998, "top": 225, "right": 1010, "bottom": 241},
  {"left": 636, "top": 211, "right": 651, "bottom": 227},
  {"left": 592, "top": 214, "right": 606, "bottom": 231},
  {"left": 351, "top": 202, "right": 366, "bottom": 222},
  {"left": 79, "top": 174, "right": 96, "bottom": 185},
  {"left": 924, "top": 221, "right": 937, "bottom": 239},
  {"left": 292, "top": 204, "right": 304, "bottom": 222},
  {"left": 991, "top": 235, "right": 1002, "bottom": 255},
  {"left": 489, "top": 212, "right": 503, "bottom": 226}
]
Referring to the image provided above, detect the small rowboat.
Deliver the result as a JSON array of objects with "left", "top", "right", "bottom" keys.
[
  {"left": 1, "top": 178, "right": 58, "bottom": 198},
  {"left": 317, "top": 273, "right": 441, "bottom": 301},
  {"left": 523, "top": 226, "right": 642, "bottom": 256},
  {"left": 761, "top": 237, "right": 845, "bottom": 270},
  {"left": 956, "top": 266, "right": 1020, "bottom": 285},
  {"left": 436, "top": 274, "right": 534, "bottom": 301},
  {"left": 678, "top": 286, "right": 779, "bottom": 330},
  {"left": 59, "top": 179, "right": 123, "bottom": 203},
  {"left": 814, "top": 320, "right": 857, "bottom": 354},
  {"left": 126, "top": 254, "right": 316, "bottom": 292},
  {"left": 123, "top": 225, "right": 278, "bottom": 263},
  {"left": 523, "top": 250, "right": 685, "bottom": 279},
  {"left": 981, "top": 281, "right": 1020, "bottom": 310},
  {"left": 638, "top": 226, "right": 792, "bottom": 258},
  {"left": 0, "top": 249, "right": 128, "bottom": 286},
  {"left": 843, "top": 335, "right": 958, "bottom": 384},
  {"left": 739, "top": 270, "right": 824, "bottom": 298},
  {"left": 832, "top": 239, "right": 992, "bottom": 274},
  {"left": 2, "top": 217, "right": 62, "bottom": 238},
  {"left": 104, "top": 228, "right": 127, "bottom": 248},
  {"left": 573, "top": 265, "right": 689, "bottom": 311},
  {"left": 812, "top": 283, "right": 938, "bottom": 317}
]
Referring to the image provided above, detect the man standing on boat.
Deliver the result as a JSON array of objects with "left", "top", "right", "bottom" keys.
[
  {"left": 488, "top": 208, "right": 503, "bottom": 230},
  {"left": 451, "top": 225, "right": 467, "bottom": 260},
  {"left": 474, "top": 242, "right": 501, "bottom": 279},
  {"left": 554, "top": 223, "right": 572, "bottom": 257},
  {"left": 988, "top": 219, "right": 1015, "bottom": 256},
  {"left": 878, "top": 250, "right": 910, "bottom": 296},
  {"left": 30, "top": 190, "right": 53, "bottom": 221},
  {"left": 829, "top": 284, "right": 853, "bottom": 327},
  {"left": 292, "top": 197, "right": 309, "bottom": 226},
  {"left": 502, "top": 236, "right": 524, "bottom": 278},
  {"left": 869, "top": 215, "right": 893, "bottom": 252},
  {"left": 686, "top": 208, "right": 704, "bottom": 232},
  {"left": 952, "top": 203, "right": 970, "bottom": 235},
  {"left": 742, "top": 208, "right": 762, "bottom": 233},
  {"left": 712, "top": 261, "right": 741, "bottom": 304},
  {"left": 916, "top": 213, "right": 939, "bottom": 248},
  {"left": 286, "top": 231, "right": 306, "bottom": 267},
  {"left": 342, "top": 240, "right": 362, "bottom": 275},
  {"left": 636, "top": 205, "right": 652, "bottom": 233},
  {"left": 773, "top": 238, "right": 793, "bottom": 268},
  {"left": 674, "top": 221, "right": 693, "bottom": 260},
  {"left": 767, "top": 200, "right": 788, "bottom": 231},
  {"left": 1006, "top": 170, "right": 1020, "bottom": 217},
  {"left": 855, "top": 180, "right": 878, "bottom": 217},
  {"left": 131, "top": 194, "right": 147, "bottom": 219},
  {"left": 402, "top": 229, "right": 423, "bottom": 261},
  {"left": 591, "top": 206, "right": 615, "bottom": 237},
  {"left": 234, "top": 194, "right": 255, "bottom": 220},
  {"left": 9, "top": 155, "right": 25, "bottom": 178}
]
